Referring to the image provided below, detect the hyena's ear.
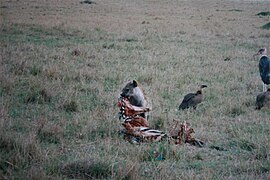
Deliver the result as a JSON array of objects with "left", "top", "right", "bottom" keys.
[{"left": 132, "top": 80, "right": 138, "bottom": 87}]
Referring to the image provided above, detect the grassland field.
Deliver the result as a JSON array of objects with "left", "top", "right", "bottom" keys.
[{"left": 0, "top": 0, "right": 270, "bottom": 179}]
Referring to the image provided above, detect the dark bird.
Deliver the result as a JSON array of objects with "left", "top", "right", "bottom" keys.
[
  {"left": 253, "top": 48, "right": 270, "bottom": 92},
  {"left": 256, "top": 88, "right": 270, "bottom": 110},
  {"left": 178, "top": 85, "right": 207, "bottom": 110}
]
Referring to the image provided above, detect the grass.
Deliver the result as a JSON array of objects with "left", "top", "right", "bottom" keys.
[{"left": 1, "top": 0, "right": 270, "bottom": 179}]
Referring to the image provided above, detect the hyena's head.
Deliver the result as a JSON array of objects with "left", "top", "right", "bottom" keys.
[
  {"left": 120, "top": 80, "right": 138, "bottom": 98},
  {"left": 120, "top": 80, "right": 146, "bottom": 107}
]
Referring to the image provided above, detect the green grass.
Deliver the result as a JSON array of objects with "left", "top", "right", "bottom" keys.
[
  {"left": 1, "top": 0, "right": 270, "bottom": 179},
  {"left": 0, "top": 23, "right": 106, "bottom": 47}
]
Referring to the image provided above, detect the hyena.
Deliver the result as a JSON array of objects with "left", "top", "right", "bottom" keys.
[{"left": 120, "top": 80, "right": 151, "bottom": 118}]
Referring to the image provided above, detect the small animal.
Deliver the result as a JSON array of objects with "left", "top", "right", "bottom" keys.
[
  {"left": 120, "top": 80, "right": 151, "bottom": 118},
  {"left": 253, "top": 48, "right": 270, "bottom": 92},
  {"left": 178, "top": 85, "right": 207, "bottom": 110},
  {"left": 256, "top": 88, "right": 270, "bottom": 110}
]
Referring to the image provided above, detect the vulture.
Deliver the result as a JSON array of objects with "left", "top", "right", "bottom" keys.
[
  {"left": 253, "top": 48, "right": 270, "bottom": 92},
  {"left": 178, "top": 85, "right": 207, "bottom": 110},
  {"left": 256, "top": 88, "right": 270, "bottom": 110}
]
